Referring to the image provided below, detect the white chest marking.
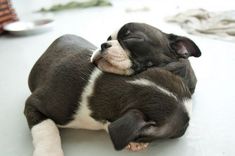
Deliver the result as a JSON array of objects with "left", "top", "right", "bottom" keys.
[
  {"left": 127, "top": 78, "right": 177, "bottom": 100},
  {"left": 60, "top": 68, "right": 106, "bottom": 130}
]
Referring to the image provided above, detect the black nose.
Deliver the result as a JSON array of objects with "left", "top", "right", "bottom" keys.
[{"left": 101, "top": 43, "right": 112, "bottom": 51}]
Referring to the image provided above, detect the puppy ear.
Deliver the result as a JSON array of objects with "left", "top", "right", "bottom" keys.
[
  {"left": 168, "top": 34, "right": 201, "bottom": 58},
  {"left": 108, "top": 109, "right": 148, "bottom": 150}
]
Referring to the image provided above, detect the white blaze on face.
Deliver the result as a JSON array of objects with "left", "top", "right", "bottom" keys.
[
  {"left": 110, "top": 29, "right": 119, "bottom": 40},
  {"left": 90, "top": 25, "right": 135, "bottom": 75}
]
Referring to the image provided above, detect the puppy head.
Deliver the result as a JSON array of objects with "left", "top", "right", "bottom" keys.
[
  {"left": 91, "top": 22, "right": 201, "bottom": 75},
  {"left": 108, "top": 109, "right": 189, "bottom": 150}
]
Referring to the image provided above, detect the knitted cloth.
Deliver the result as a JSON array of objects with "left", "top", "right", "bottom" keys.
[{"left": 166, "top": 9, "right": 235, "bottom": 42}]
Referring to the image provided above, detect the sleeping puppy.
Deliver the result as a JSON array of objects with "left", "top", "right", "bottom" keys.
[
  {"left": 91, "top": 22, "right": 201, "bottom": 93},
  {"left": 24, "top": 35, "right": 192, "bottom": 155}
]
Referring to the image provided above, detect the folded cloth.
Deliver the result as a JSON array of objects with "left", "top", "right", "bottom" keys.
[
  {"left": 38, "top": 0, "right": 112, "bottom": 12},
  {"left": 165, "top": 9, "right": 235, "bottom": 42},
  {"left": 0, "top": 0, "right": 18, "bottom": 33}
]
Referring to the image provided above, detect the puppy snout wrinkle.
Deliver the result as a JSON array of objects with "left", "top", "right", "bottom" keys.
[{"left": 101, "top": 43, "right": 112, "bottom": 51}]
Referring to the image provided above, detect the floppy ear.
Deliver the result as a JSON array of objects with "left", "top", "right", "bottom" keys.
[
  {"left": 108, "top": 109, "right": 149, "bottom": 150},
  {"left": 168, "top": 34, "right": 201, "bottom": 58}
]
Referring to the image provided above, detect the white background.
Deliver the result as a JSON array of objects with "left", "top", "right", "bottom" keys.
[{"left": 0, "top": 0, "right": 235, "bottom": 155}]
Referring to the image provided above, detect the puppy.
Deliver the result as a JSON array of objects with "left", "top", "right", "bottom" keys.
[
  {"left": 91, "top": 22, "right": 201, "bottom": 93},
  {"left": 24, "top": 35, "right": 192, "bottom": 156}
]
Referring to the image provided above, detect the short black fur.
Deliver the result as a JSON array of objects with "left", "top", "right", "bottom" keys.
[{"left": 24, "top": 35, "right": 192, "bottom": 151}]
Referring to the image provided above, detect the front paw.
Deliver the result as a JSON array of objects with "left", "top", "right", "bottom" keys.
[
  {"left": 126, "top": 142, "right": 149, "bottom": 152},
  {"left": 33, "top": 147, "right": 64, "bottom": 156}
]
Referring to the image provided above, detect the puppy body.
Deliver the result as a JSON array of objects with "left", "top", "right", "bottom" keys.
[{"left": 25, "top": 35, "right": 191, "bottom": 154}]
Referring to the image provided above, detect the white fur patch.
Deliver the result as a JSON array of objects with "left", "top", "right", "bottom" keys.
[
  {"left": 97, "top": 59, "right": 134, "bottom": 75},
  {"left": 104, "top": 40, "right": 132, "bottom": 68},
  {"left": 31, "top": 119, "right": 64, "bottom": 156},
  {"left": 183, "top": 98, "right": 192, "bottom": 117},
  {"left": 60, "top": 68, "right": 106, "bottom": 130},
  {"left": 104, "top": 122, "right": 110, "bottom": 132},
  {"left": 127, "top": 78, "right": 177, "bottom": 100},
  {"left": 110, "top": 28, "right": 120, "bottom": 40},
  {"left": 128, "top": 78, "right": 192, "bottom": 118},
  {"left": 90, "top": 48, "right": 101, "bottom": 63}
]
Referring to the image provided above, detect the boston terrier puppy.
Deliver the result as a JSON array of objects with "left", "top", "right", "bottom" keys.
[
  {"left": 91, "top": 22, "right": 201, "bottom": 93},
  {"left": 24, "top": 35, "right": 192, "bottom": 156}
]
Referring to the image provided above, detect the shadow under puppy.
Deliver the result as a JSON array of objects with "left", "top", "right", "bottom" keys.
[
  {"left": 24, "top": 35, "right": 196, "bottom": 155},
  {"left": 91, "top": 22, "right": 201, "bottom": 94}
]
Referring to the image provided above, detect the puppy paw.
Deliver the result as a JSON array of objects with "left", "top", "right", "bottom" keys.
[{"left": 126, "top": 142, "right": 149, "bottom": 152}]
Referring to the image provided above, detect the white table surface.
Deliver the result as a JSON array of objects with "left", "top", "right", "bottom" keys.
[{"left": 0, "top": 0, "right": 235, "bottom": 155}]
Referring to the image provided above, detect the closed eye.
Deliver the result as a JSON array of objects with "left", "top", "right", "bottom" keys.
[
  {"left": 123, "top": 36, "right": 144, "bottom": 42},
  {"left": 123, "top": 33, "right": 144, "bottom": 41}
]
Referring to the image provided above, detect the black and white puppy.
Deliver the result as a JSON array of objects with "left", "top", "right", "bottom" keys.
[
  {"left": 91, "top": 22, "right": 201, "bottom": 93},
  {"left": 24, "top": 35, "right": 192, "bottom": 156}
]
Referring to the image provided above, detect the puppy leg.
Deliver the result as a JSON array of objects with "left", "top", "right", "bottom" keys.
[
  {"left": 105, "top": 123, "right": 149, "bottom": 152},
  {"left": 162, "top": 59, "right": 197, "bottom": 94},
  {"left": 126, "top": 142, "right": 149, "bottom": 152},
  {"left": 32, "top": 119, "right": 64, "bottom": 156},
  {"left": 24, "top": 97, "right": 64, "bottom": 156}
]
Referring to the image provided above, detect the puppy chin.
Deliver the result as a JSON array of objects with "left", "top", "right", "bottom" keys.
[
  {"left": 91, "top": 48, "right": 134, "bottom": 75},
  {"left": 96, "top": 58, "right": 134, "bottom": 75}
]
